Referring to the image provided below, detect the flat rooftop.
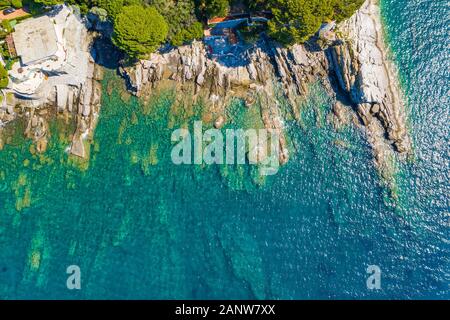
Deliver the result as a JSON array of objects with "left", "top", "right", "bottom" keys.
[{"left": 12, "top": 16, "right": 59, "bottom": 65}]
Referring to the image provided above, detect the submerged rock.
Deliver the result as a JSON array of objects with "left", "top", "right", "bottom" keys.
[
  {"left": 0, "top": 1, "right": 410, "bottom": 178},
  {"left": 214, "top": 116, "right": 226, "bottom": 129},
  {"left": 120, "top": 37, "right": 333, "bottom": 166},
  {"left": 121, "top": 0, "right": 410, "bottom": 174}
]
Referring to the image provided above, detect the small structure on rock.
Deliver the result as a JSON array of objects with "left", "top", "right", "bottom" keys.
[{"left": 7, "top": 5, "right": 91, "bottom": 100}]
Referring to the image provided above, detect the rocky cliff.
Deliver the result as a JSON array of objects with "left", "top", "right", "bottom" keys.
[
  {"left": 0, "top": 1, "right": 411, "bottom": 175},
  {"left": 0, "top": 6, "right": 103, "bottom": 159},
  {"left": 120, "top": 0, "right": 411, "bottom": 173},
  {"left": 328, "top": 0, "right": 412, "bottom": 169},
  {"left": 120, "top": 38, "right": 331, "bottom": 166}
]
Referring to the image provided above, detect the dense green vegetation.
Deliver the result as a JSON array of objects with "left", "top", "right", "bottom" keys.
[
  {"left": 25, "top": 0, "right": 364, "bottom": 57},
  {"left": 0, "top": 63, "right": 9, "bottom": 89},
  {"left": 265, "top": 0, "right": 365, "bottom": 44},
  {"left": 145, "top": 0, "right": 204, "bottom": 46},
  {"left": 0, "top": 0, "right": 23, "bottom": 9},
  {"left": 199, "top": 0, "right": 229, "bottom": 18},
  {"left": 30, "top": 0, "right": 206, "bottom": 55},
  {"left": 112, "top": 5, "right": 168, "bottom": 58}
]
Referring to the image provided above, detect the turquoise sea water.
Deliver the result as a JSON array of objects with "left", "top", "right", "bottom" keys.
[{"left": 0, "top": 0, "right": 448, "bottom": 299}]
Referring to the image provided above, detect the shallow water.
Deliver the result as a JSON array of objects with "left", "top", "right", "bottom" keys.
[{"left": 0, "top": 0, "right": 448, "bottom": 299}]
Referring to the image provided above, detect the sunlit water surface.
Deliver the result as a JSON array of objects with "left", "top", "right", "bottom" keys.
[{"left": 0, "top": 0, "right": 448, "bottom": 299}]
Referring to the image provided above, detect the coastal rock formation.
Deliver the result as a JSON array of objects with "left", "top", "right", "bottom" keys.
[
  {"left": 0, "top": 5, "right": 103, "bottom": 158},
  {"left": 120, "top": 0, "right": 411, "bottom": 172},
  {"left": 0, "top": 1, "right": 410, "bottom": 175},
  {"left": 121, "top": 0, "right": 411, "bottom": 170},
  {"left": 120, "top": 38, "right": 332, "bottom": 166},
  {"left": 328, "top": 0, "right": 412, "bottom": 162}
]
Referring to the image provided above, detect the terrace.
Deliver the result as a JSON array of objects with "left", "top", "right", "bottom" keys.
[
  {"left": 204, "top": 12, "right": 271, "bottom": 67},
  {"left": 5, "top": 5, "right": 90, "bottom": 98}
]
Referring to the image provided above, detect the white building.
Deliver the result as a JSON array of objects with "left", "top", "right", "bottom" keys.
[
  {"left": 13, "top": 16, "right": 60, "bottom": 66},
  {"left": 7, "top": 5, "right": 90, "bottom": 99}
]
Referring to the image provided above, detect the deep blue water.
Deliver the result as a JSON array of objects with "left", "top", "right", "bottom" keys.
[{"left": 0, "top": 0, "right": 448, "bottom": 299}]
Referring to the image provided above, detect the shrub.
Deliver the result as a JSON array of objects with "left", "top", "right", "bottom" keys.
[
  {"left": 11, "top": 0, "right": 23, "bottom": 8},
  {"left": 0, "top": 63, "right": 10, "bottom": 89}
]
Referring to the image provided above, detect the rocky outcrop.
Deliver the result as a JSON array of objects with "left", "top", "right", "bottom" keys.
[
  {"left": 120, "top": 0, "right": 410, "bottom": 176},
  {"left": 120, "top": 38, "right": 332, "bottom": 166},
  {"left": 0, "top": 1, "right": 409, "bottom": 173},
  {"left": 121, "top": 0, "right": 411, "bottom": 171},
  {"left": 68, "top": 60, "right": 103, "bottom": 158},
  {"left": 328, "top": 0, "right": 411, "bottom": 160},
  {"left": 0, "top": 53, "right": 103, "bottom": 158},
  {"left": 0, "top": 6, "right": 103, "bottom": 158}
]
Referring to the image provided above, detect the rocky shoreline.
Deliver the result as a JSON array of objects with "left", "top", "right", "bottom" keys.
[
  {"left": 0, "top": 6, "right": 103, "bottom": 159},
  {"left": 120, "top": 0, "right": 411, "bottom": 172},
  {"left": 0, "top": 0, "right": 411, "bottom": 177},
  {"left": 328, "top": 0, "right": 412, "bottom": 173},
  {"left": 119, "top": 40, "right": 329, "bottom": 165},
  {"left": 0, "top": 59, "right": 103, "bottom": 159}
]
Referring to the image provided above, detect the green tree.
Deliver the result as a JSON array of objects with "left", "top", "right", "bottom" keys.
[
  {"left": 267, "top": 0, "right": 322, "bottom": 45},
  {"left": 146, "top": 0, "right": 202, "bottom": 45},
  {"left": 0, "top": 63, "right": 9, "bottom": 89},
  {"left": 170, "top": 21, "right": 203, "bottom": 46},
  {"left": 200, "top": 0, "right": 229, "bottom": 18},
  {"left": 31, "top": 0, "right": 63, "bottom": 5},
  {"left": 112, "top": 5, "right": 168, "bottom": 58},
  {"left": 331, "top": 0, "right": 365, "bottom": 22},
  {"left": 11, "top": 0, "right": 23, "bottom": 8},
  {"left": 266, "top": 0, "right": 364, "bottom": 45},
  {"left": 95, "top": 0, "right": 141, "bottom": 20}
]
